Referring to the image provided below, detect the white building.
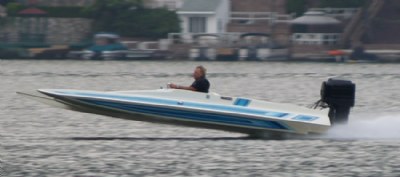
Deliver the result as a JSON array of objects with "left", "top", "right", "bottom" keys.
[{"left": 177, "top": 0, "right": 230, "bottom": 34}]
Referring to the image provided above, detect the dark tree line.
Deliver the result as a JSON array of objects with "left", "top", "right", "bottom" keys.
[
  {"left": 2, "top": 0, "right": 181, "bottom": 39},
  {"left": 83, "top": 0, "right": 180, "bottom": 39}
]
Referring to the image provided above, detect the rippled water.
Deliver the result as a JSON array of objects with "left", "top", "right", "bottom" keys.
[{"left": 1, "top": 60, "right": 400, "bottom": 176}]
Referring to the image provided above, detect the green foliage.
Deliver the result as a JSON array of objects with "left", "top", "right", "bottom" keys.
[
  {"left": 6, "top": 3, "right": 88, "bottom": 18},
  {"left": 82, "top": 0, "right": 144, "bottom": 33},
  {"left": 82, "top": 0, "right": 143, "bottom": 19},
  {"left": 0, "top": 0, "right": 16, "bottom": 6},
  {"left": 113, "top": 8, "right": 180, "bottom": 38},
  {"left": 39, "top": 7, "right": 89, "bottom": 18},
  {"left": 5, "top": 2, "right": 24, "bottom": 16},
  {"left": 85, "top": 0, "right": 180, "bottom": 38},
  {"left": 1, "top": 3, "right": 17, "bottom": 26},
  {"left": 286, "top": 0, "right": 306, "bottom": 16},
  {"left": 320, "top": 0, "right": 367, "bottom": 8},
  {"left": 4, "top": 0, "right": 180, "bottom": 38}
]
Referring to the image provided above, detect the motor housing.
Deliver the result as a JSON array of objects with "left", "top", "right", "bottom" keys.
[{"left": 320, "top": 78, "right": 355, "bottom": 124}]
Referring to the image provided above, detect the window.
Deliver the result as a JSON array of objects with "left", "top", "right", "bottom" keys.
[{"left": 189, "top": 17, "right": 207, "bottom": 33}]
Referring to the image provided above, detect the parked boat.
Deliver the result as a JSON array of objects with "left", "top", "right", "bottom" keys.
[
  {"left": 68, "top": 33, "right": 158, "bottom": 60},
  {"left": 239, "top": 33, "right": 289, "bottom": 61},
  {"left": 189, "top": 34, "right": 239, "bottom": 61},
  {"left": 189, "top": 34, "right": 218, "bottom": 60}
]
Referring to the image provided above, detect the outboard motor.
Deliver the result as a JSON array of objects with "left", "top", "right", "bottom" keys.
[{"left": 320, "top": 78, "right": 355, "bottom": 124}]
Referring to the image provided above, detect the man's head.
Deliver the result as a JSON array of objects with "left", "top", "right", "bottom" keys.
[{"left": 193, "top": 65, "right": 206, "bottom": 80}]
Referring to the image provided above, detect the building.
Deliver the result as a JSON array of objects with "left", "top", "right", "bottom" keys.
[
  {"left": 291, "top": 11, "right": 342, "bottom": 46},
  {"left": 177, "top": 0, "right": 230, "bottom": 34},
  {"left": 0, "top": 1, "right": 92, "bottom": 45},
  {"left": 168, "top": 0, "right": 292, "bottom": 58}
]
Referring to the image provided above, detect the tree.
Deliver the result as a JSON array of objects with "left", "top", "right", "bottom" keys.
[
  {"left": 0, "top": 0, "right": 16, "bottom": 6},
  {"left": 83, "top": 0, "right": 143, "bottom": 31},
  {"left": 114, "top": 8, "right": 180, "bottom": 38},
  {"left": 286, "top": 0, "right": 306, "bottom": 16},
  {"left": 83, "top": 0, "right": 179, "bottom": 38}
]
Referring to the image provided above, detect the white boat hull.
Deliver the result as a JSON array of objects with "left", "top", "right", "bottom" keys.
[{"left": 19, "top": 88, "right": 334, "bottom": 136}]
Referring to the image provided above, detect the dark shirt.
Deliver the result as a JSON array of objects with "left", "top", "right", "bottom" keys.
[{"left": 191, "top": 77, "right": 210, "bottom": 93}]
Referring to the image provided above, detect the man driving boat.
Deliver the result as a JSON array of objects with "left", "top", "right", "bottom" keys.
[{"left": 169, "top": 65, "right": 210, "bottom": 93}]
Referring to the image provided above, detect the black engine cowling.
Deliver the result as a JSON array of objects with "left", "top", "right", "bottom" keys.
[{"left": 320, "top": 78, "right": 355, "bottom": 124}]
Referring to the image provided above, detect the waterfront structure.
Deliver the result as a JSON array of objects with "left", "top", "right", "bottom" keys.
[
  {"left": 291, "top": 11, "right": 342, "bottom": 46},
  {"left": 168, "top": 0, "right": 292, "bottom": 59}
]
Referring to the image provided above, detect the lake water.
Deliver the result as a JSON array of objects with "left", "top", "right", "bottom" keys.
[{"left": 1, "top": 60, "right": 400, "bottom": 176}]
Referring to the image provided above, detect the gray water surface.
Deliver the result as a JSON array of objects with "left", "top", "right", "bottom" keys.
[{"left": 1, "top": 60, "right": 400, "bottom": 176}]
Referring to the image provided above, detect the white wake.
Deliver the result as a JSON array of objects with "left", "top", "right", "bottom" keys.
[{"left": 321, "top": 113, "right": 400, "bottom": 140}]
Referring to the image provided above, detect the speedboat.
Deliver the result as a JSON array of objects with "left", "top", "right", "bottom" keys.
[
  {"left": 18, "top": 79, "right": 355, "bottom": 136},
  {"left": 68, "top": 33, "right": 130, "bottom": 60},
  {"left": 68, "top": 33, "right": 164, "bottom": 60}
]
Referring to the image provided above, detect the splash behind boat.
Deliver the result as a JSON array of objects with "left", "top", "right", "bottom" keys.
[{"left": 18, "top": 79, "right": 355, "bottom": 136}]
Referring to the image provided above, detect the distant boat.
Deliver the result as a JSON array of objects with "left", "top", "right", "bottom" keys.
[
  {"left": 189, "top": 34, "right": 238, "bottom": 61},
  {"left": 68, "top": 33, "right": 157, "bottom": 60},
  {"left": 189, "top": 34, "right": 219, "bottom": 61},
  {"left": 238, "top": 33, "right": 289, "bottom": 61}
]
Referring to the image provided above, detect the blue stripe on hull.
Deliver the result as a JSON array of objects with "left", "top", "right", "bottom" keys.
[
  {"left": 292, "top": 115, "right": 318, "bottom": 121},
  {"left": 55, "top": 91, "right": 297, "bottom": 119},
  {"left": 77, "top": 98, "right": 291, "bottom": 131}
]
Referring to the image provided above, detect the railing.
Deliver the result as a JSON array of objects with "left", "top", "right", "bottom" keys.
[
  {"left": 167, "top": 32, "right": 243, "bottom": 46},
  {"left": 292, "top": 33, "right": 341, "bottom": 46},
  {"left": 121, "top": 40, "right": 170, "bottom": 50},
  {"left": 230, "top": 12, "right": 294, "bottom": 24}
]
